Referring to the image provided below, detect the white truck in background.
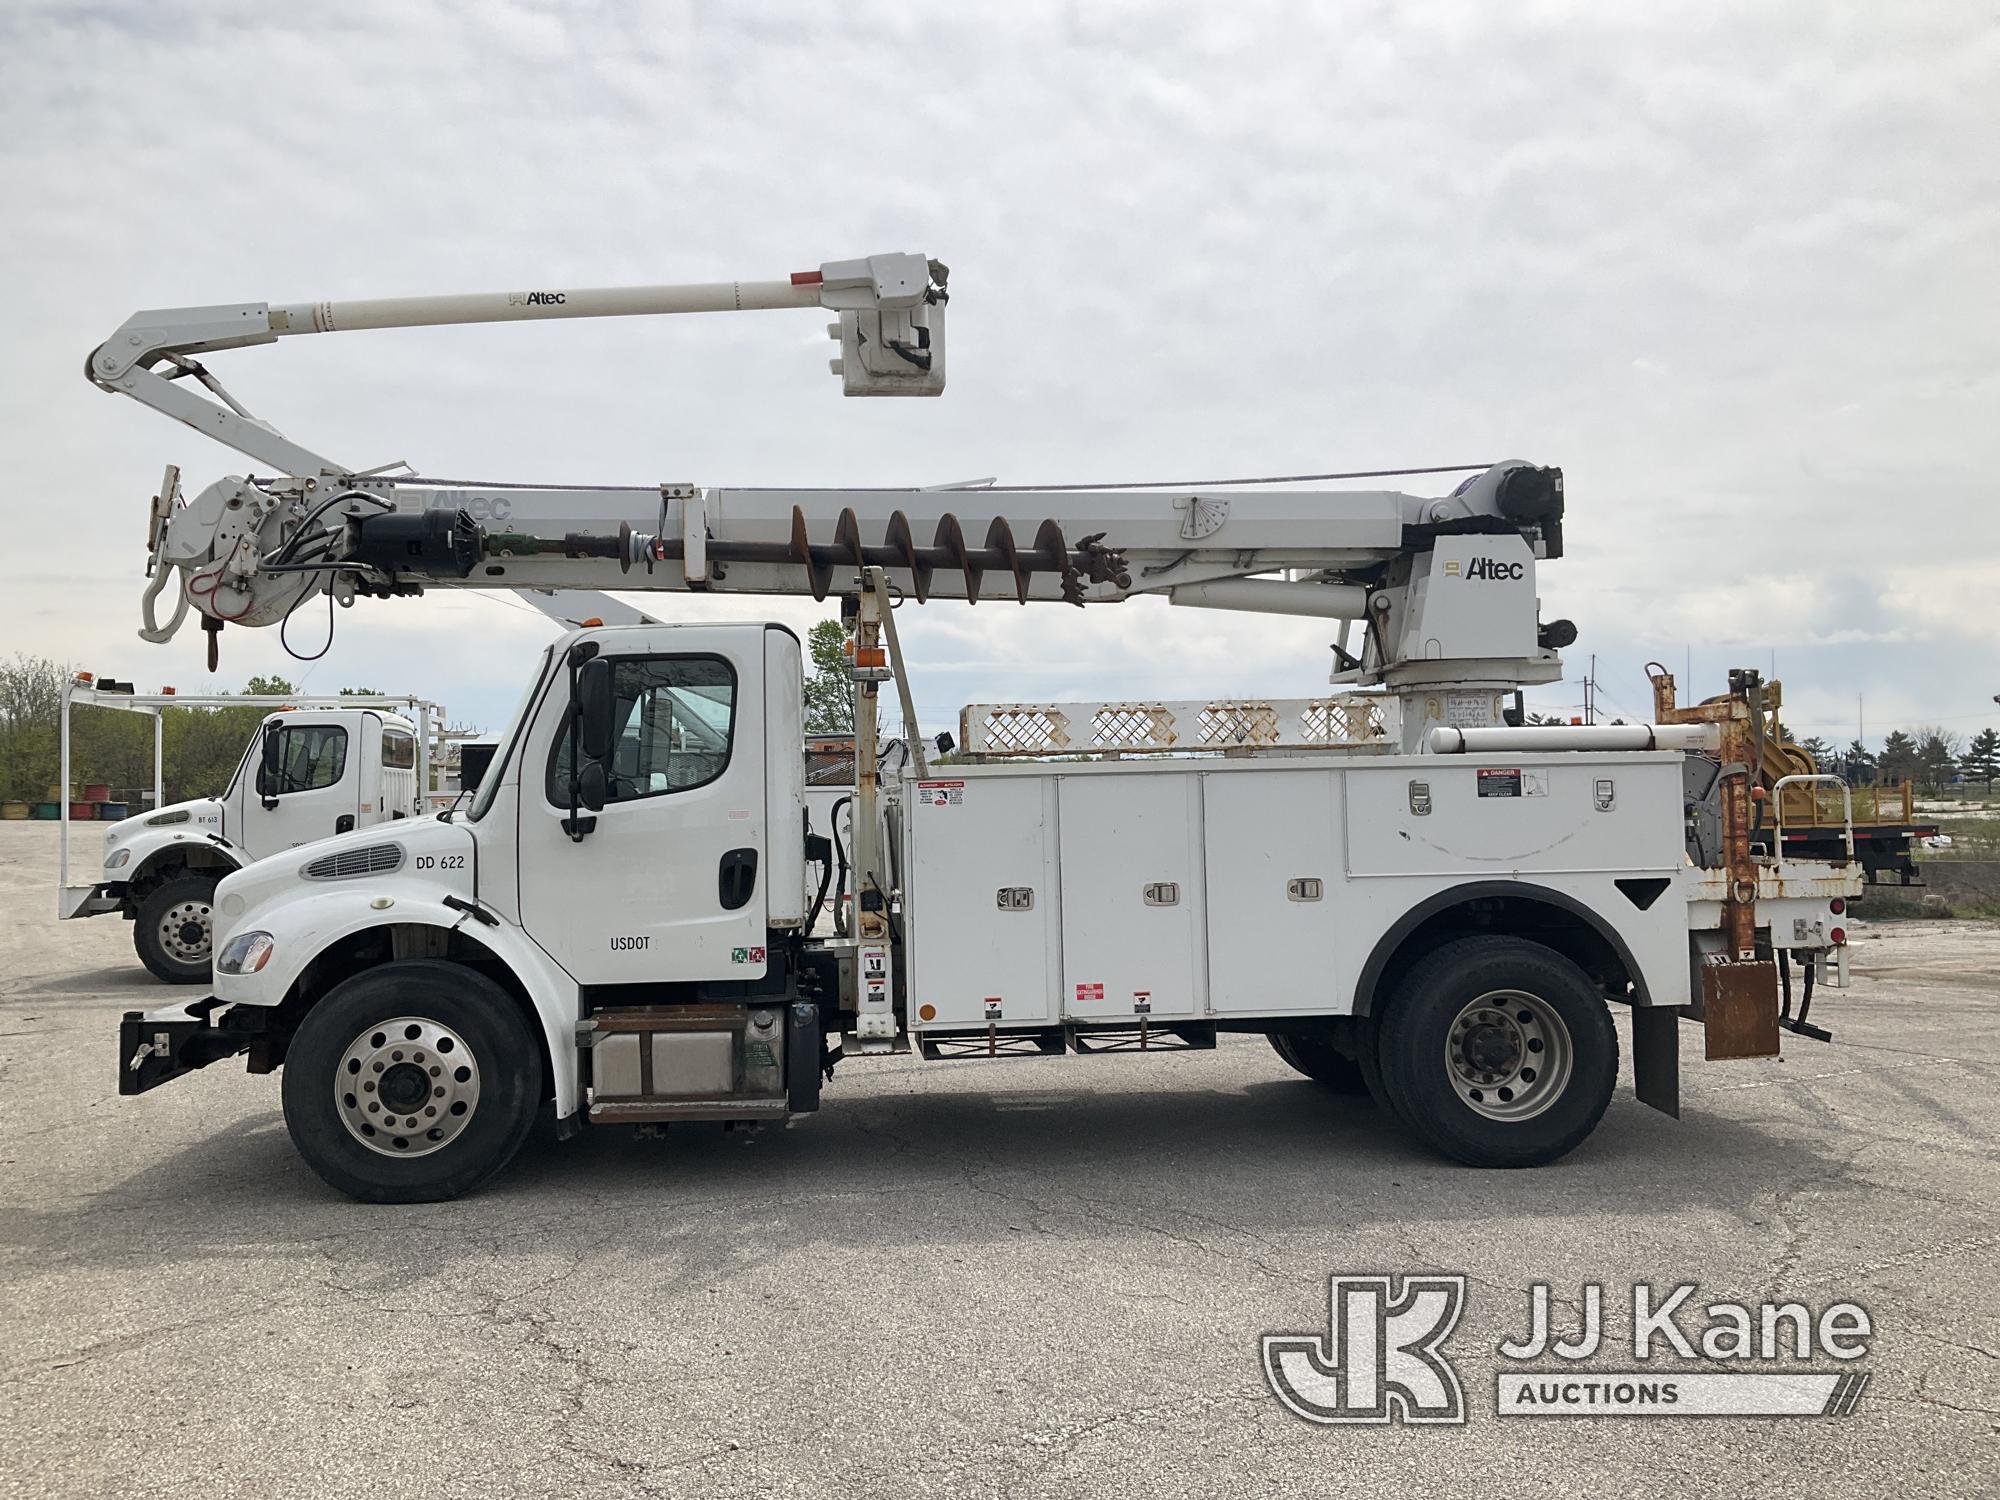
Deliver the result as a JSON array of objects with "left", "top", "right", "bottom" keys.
[
  {"left": 88, "top": 253, "right": 1864, "bottom": 1201},
  {"left": 58, "top": 593, "right": 655, "bottom": 982},
  {"left": 58, "top": 677, "right": 443, "bottom": 983}
]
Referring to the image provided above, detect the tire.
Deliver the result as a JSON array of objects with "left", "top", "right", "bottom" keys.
[
  {"left": 1351, "top": 1014, "right": 1402, "bottom": 1119},
  {"left": 134, "top": 873, "right": 220, "bottom": 985},
  {"left": 1375, "top": 935, "right": 1617, "bottom": 1168},
  {"left": 281, "top": 959, "right": 542, "bottom": 1203},
  {"left": 1267, "top": 1033, "right": 1370, "bottom": 1096}
]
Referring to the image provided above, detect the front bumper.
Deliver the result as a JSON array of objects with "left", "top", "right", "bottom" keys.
[
  {"left": 60, "top": 882, "right": 123, "bottom": 920},
  {"left": 119, "top": 998, "right": 258, "bottom": 1095}
]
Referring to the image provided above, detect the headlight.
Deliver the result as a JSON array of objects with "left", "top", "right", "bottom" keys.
[
  {"left": 105, "top": 848, "right": 133, "bottom": 869},
  {"left": 216, "top": 931, "right": 276, "bottom": 975}
]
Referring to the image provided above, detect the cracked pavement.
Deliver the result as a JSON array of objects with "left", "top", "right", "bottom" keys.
[{"left": 2, "top": 824, "right": 1996, "bottom": 1498}]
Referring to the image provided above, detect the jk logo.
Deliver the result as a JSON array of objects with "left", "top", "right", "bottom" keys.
[{"left": 1262, "top": 1275, "right": 1467, "bottom": 1425}]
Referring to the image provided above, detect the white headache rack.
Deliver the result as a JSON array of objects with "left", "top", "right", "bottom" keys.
[{"left": 958, "top": 696, "right": 1392, "bottom": 758}]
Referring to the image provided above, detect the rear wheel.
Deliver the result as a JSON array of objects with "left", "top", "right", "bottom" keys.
[
  {"left": 1267, "top": 1033, "right": 1370, "bottom": 1096},
  {"left": 281, "top": 959, "right": 542, "bottom": 1203},
  {"left": 1376, "top": 936, "right": 1617, "bottom": 1168},
  {"left": 133, "top": 873, "right": 219, "bottom": 985}
]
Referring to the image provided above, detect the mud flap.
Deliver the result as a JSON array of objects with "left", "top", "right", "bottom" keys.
[
  {"left": 1632, "top": 1005, "right": 1681, "bottom": 1118},
  {"left": 1700, "top": 960, "right": 1780, "bottom": 1061}
]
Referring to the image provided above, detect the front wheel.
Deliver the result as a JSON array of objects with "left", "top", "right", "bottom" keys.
[
  {"left": 133, "top": 873, "right": 219, "bottom": 984},
  {"left": 281, "top": 959, "right": 542, "bottom": 1203},
  {"left": 1376, "top": 936, "right": 1617, "bottom": 1168}
]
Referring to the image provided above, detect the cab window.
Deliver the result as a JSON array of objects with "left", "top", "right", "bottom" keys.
[
  {"left": 382, "top": 731, "right": 416, "bottom": 770},
  {"left": 547, "top": 655, "right": 735, "bottom": 807},
  {"left": 257, "top": 724, "right": 349, "bottom": 795}
]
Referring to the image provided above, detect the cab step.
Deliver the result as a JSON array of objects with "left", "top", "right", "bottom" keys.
[{"left": 589, "top": 1098, "right": 789, "bottom": 1125}]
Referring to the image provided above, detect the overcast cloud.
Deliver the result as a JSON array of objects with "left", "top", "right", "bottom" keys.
[{"left": 2, "top": 1, "right": 1995, "bottom": 744}]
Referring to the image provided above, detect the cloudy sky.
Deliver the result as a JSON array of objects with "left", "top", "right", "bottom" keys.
[{"left": 4, "top": 2, "right": 1995, "bottom": 748}]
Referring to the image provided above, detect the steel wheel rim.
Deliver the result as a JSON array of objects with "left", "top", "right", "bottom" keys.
[
  {"left": 158, "top": 898, "right": 212, "bottom": 964},
  {"left": 335, "top": 1016, "right": 480, "bottom": 1158},
  {"left": 1444, "top": 989, "right": 1572, "bottom": 1122}
]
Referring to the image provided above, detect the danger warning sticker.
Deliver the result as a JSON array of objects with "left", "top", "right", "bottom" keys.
[
  {"left": 1476, "top": 767, "right": 1549, "bottom": 799},
  {"left": 1075, "top": 982, "right": 1105, "bottom": 1002},
  {"left": 917, "top": 780, "right": 964, "bottom": 807}
]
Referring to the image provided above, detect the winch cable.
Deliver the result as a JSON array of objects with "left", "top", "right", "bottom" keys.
[{"left": 386, "top": 461, "right": 1499, "bottom": 493}]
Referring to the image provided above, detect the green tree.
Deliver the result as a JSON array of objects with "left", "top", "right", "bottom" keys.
[
  {"left": 802, "top": 619, "right": 854, "bottom": 736},
  {"left": 1796, "top": 734, "right": 1832, "bottom": 767},
  {"left": 0, "top": 655, "right": 70, "bottom": 800},
  {"left": 245, "top": 675, "right": 295, "bottom": 696},
  {"left": 0, "top": 656, "right": 291, "bottom": 805},
  {"left": 1877, "top": 730, "right": 1917, "bottom": 787},
  {"left": 1960, "top": 728, "right": 2000, "bottom": 792},
  {"left": 1842, "top": 739, "right": 1876, "bottom": 786},
  {"left": 1912, "top": 727, "right": 1962, "bottom": 794}
]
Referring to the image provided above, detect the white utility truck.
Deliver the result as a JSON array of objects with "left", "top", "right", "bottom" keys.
[
  {"left": 90, "top": 254, "right": 1861, "bottom": 1201},
  {"left": 59, "top": 590, "right": 654, "bottom": 982},
  {"left": 57, "top": 677, "right": 441, "bottom": 983}
]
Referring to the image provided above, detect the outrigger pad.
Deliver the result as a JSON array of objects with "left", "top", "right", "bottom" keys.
[{"left": 1700, "top": 961, "right": 1781, "bottom": 1061}]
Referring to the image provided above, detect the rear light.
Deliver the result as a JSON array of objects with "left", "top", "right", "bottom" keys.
[
  {"left": 1829, "top": 898, "right": 1845, "bottom": 915},
  {"left": 1829, "top": 927, "right": 1847, "bottom": 946}
]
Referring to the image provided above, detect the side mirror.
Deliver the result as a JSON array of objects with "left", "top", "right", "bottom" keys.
[
  {"left": 564, "top": 653, "right": 616, "bottom": 840},
  {"left": 258, "top": 728, "right": 284, "bottom": 806},
  {"left": 576, "top": 658, "right": 616, "bottom": 763}
]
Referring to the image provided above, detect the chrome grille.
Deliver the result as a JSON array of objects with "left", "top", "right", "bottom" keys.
[{"left": 301, "top": 844, "right": 403, "bottom": 880}]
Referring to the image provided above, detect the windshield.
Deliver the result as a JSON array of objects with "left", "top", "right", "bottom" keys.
[{"left": 468, "top": 647, "right": 554, "bottom": 823}]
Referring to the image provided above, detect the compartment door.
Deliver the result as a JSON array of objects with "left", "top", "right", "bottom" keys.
[
  {"left": 1203, "top": 770, "right": 1350, "bottom": 1015},
  {"left": 1058, "top": 775, "right": 1204, "bottom": 1020},
  {"left": 906, "top": 777, "right": 1059, "bottom": 1029}
]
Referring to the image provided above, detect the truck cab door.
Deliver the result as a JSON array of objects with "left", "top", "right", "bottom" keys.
[
  {"left": 516, "top": 630, "right": 769, "bottom": 985},
  {"left": 248, "top": 716, "right": 363, "bottom": 854}
]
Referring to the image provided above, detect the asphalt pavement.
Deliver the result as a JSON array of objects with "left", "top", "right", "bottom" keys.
[{"left": 2, "top": 823, "right": 1995, "bottom": 1498}]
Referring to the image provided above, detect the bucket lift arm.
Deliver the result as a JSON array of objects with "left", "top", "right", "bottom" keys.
[{"left": 91, "top": 256, "right": 1573, "bottom": 749}]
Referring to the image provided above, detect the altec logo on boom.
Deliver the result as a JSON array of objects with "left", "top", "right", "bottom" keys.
[
  {"left": 1263, "top": 1276, "right": 1874, "bottom": 1424},
  {"left": 1443, "top": 557, "right": 1525, "bottom": 581}
]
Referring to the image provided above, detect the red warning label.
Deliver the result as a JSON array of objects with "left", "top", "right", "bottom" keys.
[{"left": 1075, "top": 982, "right": 1105, "bottom": 1002}]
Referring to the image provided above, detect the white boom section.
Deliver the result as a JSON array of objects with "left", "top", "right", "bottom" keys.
[
  {"left": 91, "top": 255, "right": 1572, "bottom": 749},
  {"left": 90, "top": 252, "right": 945, "bottom": 479},
  {"left": 514, "top": 589, "right": 663, "bottom": 629},
  {"left": 138, "top": 461, "right": 1570, "bottom": 748}
]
